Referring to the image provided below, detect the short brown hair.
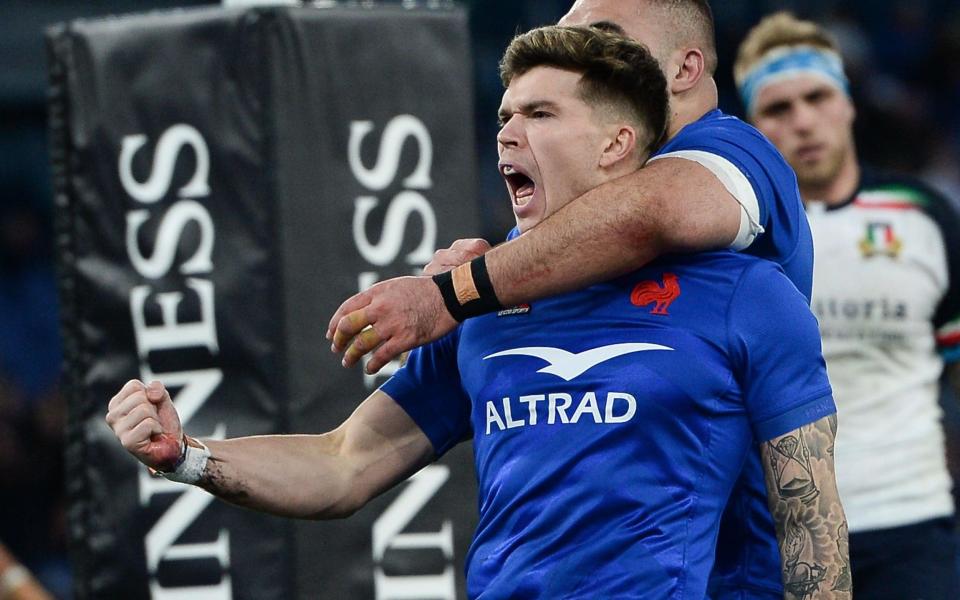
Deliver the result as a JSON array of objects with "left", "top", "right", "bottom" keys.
[
  {"left": 734, "top": 12, "right": 840, "bottom": 87},
  {"left": 500, "top": 25, "right": 669, "bottom": 155}
]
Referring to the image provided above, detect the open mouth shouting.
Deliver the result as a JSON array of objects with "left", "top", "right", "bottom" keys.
[{"left": 500, "top": 162, "right": 539, "bottom": 220}]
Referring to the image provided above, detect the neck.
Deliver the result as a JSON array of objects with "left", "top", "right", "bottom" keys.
[
  {"left": 800, "top": 148, "right": 860, "bottom": 206},
  {"left": 665, "top": 76, "right": 718, "bottom": 139}
]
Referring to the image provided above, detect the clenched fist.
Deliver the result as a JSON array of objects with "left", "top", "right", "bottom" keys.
[{"left": 105, "top": 379, "right": 183, "bottom": 472}]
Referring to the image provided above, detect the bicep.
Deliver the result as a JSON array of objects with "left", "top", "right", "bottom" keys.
[
  {"left": 338, "top": 390, "right": 436, "bottom": 503},
  {"left": 639, "top": 156, "right": 746, "bottom": 252}
]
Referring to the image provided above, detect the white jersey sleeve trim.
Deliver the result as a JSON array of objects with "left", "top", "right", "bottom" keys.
[{"left": 649, "top": 150, "right": 765, "bottom": 251}]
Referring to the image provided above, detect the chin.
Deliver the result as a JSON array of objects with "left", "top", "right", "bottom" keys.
[{"left": 798, "top": 164, "right": 841, "bottom": 189}]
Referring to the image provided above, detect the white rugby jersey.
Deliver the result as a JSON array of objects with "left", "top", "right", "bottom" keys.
[{"left": 807, "top": 172, "right": 960, "bottom": 532}]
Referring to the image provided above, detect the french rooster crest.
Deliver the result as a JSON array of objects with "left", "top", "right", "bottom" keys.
[{"left": 631, "top": 273, "right": 681, "bottom": 315}]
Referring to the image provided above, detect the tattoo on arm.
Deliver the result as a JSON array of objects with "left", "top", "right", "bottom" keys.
[
  {"left": 197, "top": 456, "right": 251, "bottom": 507},
  {"left": 761, "top": 415, "right": 851, "bottom": 599}
]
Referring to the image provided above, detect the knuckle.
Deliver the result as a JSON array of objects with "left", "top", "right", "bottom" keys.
[
  {"left": 130, "top": 403, "right": 152, "bottom": 422},
  {"left": 337, "top": 315, "right": 354, "bottom": 334},
  {"left": 377, "top": 345, "right": 398, "bottom": 364}
]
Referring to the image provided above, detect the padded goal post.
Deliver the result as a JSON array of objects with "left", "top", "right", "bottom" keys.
[{"left": 48, "top": 4, "right": 479, "bottom": 599}]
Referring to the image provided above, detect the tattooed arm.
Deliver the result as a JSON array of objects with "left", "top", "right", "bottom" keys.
[{"left": 760, "top": 414, "right": 851, "bottom": 599}]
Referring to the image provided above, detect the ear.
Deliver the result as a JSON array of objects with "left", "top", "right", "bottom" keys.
[
  {"left": 668, "top": 48, "right": 706, "bottom": 94},
  {"left": 599, "top": 125, "right": 638, "bottom": 169}
]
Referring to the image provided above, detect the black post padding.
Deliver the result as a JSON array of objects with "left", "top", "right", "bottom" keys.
[{"left": 48, "top": 4, "right": 479, "bottom": 599}]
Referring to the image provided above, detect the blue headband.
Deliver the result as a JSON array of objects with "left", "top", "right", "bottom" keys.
[{"left": 738, "top": 45, "right": 849, "bottom": 116}]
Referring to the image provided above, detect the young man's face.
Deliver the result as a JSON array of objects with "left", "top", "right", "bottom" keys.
[
  {"left": 497, "top": 66, "right": 619, "bottom": 232},
  {"left": 751, "top": 74, "right": 856, "bottom": 191}
]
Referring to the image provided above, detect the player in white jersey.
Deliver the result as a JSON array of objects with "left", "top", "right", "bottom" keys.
[{"left": 736, "top": 12, "right": 960, "bottom": 599}]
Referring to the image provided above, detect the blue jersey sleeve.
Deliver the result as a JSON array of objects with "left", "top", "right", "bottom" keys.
[
  {"left": 658, "top": 113, "right": 794, "bottom": 234},
  {"left": 657, "top": 111, "right": 813, "bottom": 300},
  {"left": 727, "top": 261, "right": 835, "bottom": 441},
  {"left": 379, "top": 328, "right": 473, "bottom": 456}
]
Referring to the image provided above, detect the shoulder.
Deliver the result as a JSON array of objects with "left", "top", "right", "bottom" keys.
[
  {"left": 653, "top": 251, "right": 771, "bottom": 302},
  {"left": 654, "top": 110, "right": 797, "bottom": 208},
  {"left": 657, "top": 110, "right": 783, "bottom": 163},
  {"left": 727, "top": 258, "right": 815, "bottom": 332},
  {"left": 731, "top": 257, "right": 799, "bottom": 297}
]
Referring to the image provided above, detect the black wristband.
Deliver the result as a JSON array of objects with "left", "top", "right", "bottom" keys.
[
  {"left": 432, "top": 256, "right": 503, "bottom": 322},
  {"left": 433, "top": 270, "right": 461, "bottom": 320}
]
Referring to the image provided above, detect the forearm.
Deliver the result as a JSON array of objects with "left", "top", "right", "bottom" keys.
[
  {"left": 487, "top": 171, "right": 665, "bottom": 305},
  {"left": 197, "top": 433, "right": 363, "bottom": 520},
  {"left": 486, "top": 159, "right": 738, "bottom": 306},
  {"left": 762, "top": 415, "right": 851, "bottom": 599},
  {"left": 188, "top": 391, "right": 433, "bottom": 520}
]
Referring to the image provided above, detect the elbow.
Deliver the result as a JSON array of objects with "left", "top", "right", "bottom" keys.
[
  {"left": 305, "top": 508, "right": 353, "bottom": 521},
  {"left": 303, "top": 485, "right": 369, "bottom": 521},
  {"left": 306, "top": 499, "right": 362, "bottom": 521}
]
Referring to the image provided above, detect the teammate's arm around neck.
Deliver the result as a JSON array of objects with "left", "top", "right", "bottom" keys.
[
  {"left": 325, "top": 154, "right": 744, "bottom": 375},
  {"left": 485, "top": 156, "right": 742, "bottom": 306}
]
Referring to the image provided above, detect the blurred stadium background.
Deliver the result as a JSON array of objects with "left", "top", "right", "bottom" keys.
[{"left": 1, "top": 0, "right": 959, "bottom": 597}]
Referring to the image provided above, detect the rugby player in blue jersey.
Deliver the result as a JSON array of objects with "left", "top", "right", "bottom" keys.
[
  {"left": 328, "top": 2, "right": 826, "bottom": 597},
  {"left": 326, "top": 0, "right": 813, "bottom": 375},
  {"left": 106, "top": 26, "right": 848, "bottom": 599}
]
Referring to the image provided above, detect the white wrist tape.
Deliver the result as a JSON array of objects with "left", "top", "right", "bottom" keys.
[
  {"left": 0, "top": 565, "right": 31, "bottom": 597},
  {"left": 162, "top": 438, "right": 211, "bottom": 484}
]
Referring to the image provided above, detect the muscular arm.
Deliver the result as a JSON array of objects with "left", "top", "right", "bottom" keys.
[
  {"left": 328, "top": 158, "right": 742, "bottom": 371},
  {"left": 760, "top": 415, "right": 851, "bottom": 599},
  {"left": 487, "top": 157, "right": 740, "bottom": 304},
  {"left": 107, "top": 381, "right": 435, "bottom": 520},
  {"left": 199, "top": 391, "right": 433, "bottom": 519}
]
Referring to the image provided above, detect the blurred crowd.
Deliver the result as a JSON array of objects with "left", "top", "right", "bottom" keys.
[{"left": 0, "top": 1, "right": 958, "bottom": 597}]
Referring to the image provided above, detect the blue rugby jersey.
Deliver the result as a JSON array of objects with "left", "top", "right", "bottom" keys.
[
  {"left": 653, "top": 108, "right": 814, "bottom": 598},
  {"left": 655, "top": 108, "right": 813, "bottom": 301},
  {"left": 382, "top": 252, "right": 834, "bottom": 599}
]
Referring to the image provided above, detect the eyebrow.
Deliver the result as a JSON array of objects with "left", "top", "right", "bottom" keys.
[
  {"left": 498, "top": 100, "right": 561, "bottom": 122},
  {"left": 590, "top": 20, "right": 626, "bottom": 35}
]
